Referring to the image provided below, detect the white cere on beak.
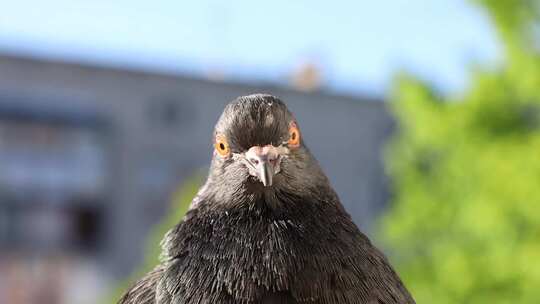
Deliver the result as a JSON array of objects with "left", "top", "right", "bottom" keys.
[{"left": 243, "top": 145, "right": 287, "bottom": 187}]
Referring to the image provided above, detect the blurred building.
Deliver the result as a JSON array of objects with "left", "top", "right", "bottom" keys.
[{"left": 0, "top": 53, "right": 393, "bottom": 304}]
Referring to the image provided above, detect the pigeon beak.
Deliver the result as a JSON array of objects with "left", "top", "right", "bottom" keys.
[
  {"left": 244, "top": 145, "right": 282, "bottom": 187},
  {"left": 257, "top": 161, "right": 274, "bottom": 187}
]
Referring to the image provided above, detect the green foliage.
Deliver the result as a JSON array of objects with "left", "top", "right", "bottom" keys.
[
  {"left": 382, "top": 1, "right": 540, "bottom": 303},
  {"left": 106, "top": 177, "right": 202, "bottom": 304}
]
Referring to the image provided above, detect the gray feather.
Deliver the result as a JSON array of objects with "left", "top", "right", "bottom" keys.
[{"left": 118, "top": 94, "right": 415, "bottom": 304}]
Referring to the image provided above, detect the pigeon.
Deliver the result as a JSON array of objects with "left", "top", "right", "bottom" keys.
[{"left": 119, "top": 94, "right": 415, "bottom": 304}]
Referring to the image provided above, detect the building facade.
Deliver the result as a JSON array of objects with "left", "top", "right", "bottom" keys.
[{"left": 0, "top": 53, "right": 393, "bottom": 304}]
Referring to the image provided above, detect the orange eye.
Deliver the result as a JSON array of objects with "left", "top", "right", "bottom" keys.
[
  {"left": 214, "top": 134, "right": 231, "bottom": 157},
  {"left": 288, "top": 122, "right": 301, "bottom": 147}
]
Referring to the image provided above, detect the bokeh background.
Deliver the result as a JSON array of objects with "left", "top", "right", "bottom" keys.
[{"left": 0, "top": 0, "right": 537, "bottom": 303}]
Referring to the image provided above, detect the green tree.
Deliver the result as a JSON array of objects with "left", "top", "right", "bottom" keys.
[
  {"left": 382, "top": 1, "right": 540, "bottom": 303},
  {"left": 106, "top": 177, "right": 201, "bottom": 304}
]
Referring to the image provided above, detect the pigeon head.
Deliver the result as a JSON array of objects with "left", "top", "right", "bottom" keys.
[{"left": 206, "top": 94, "right": 331, "bottom": 202}]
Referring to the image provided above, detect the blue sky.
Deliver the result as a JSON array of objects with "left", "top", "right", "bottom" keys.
[{"left": 0, "top": 0, "right": 501, "bottom": 96}]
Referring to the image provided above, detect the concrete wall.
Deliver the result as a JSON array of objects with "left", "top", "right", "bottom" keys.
[{"left": 0, "top": 54, "right": 394, "bottom": 277}]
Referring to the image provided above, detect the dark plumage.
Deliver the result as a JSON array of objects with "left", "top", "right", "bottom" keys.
[{"left": 119, "top": 94, "right": 415, "bottom": 304}]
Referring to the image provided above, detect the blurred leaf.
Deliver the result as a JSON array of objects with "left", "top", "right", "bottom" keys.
[
  {"left": 382, "top": 1, "right": 540, "bottom": 303},
  {"left": 104, "top": 175, "right": 202, "bottom": 304}
]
